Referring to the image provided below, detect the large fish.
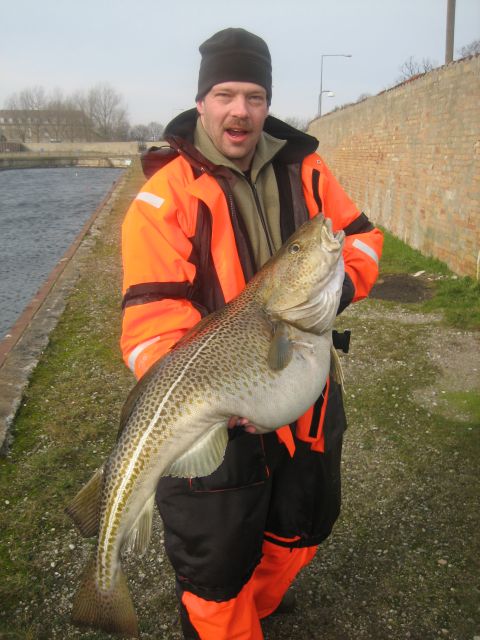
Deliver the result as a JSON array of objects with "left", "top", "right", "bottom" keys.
[{"left": 66, "top": 214, "right": 345, "bottom": 637}]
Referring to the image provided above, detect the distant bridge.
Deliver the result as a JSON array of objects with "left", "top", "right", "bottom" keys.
[{"left": 0, "top": 152, "right": 134, "bottom": 170}]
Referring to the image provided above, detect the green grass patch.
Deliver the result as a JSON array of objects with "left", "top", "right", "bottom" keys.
[
  {"left": 380, "top": 228, "right": 451, "bottom": 275},
  {"left": 380, "top": 227, "right": 480, "bottom": 330},
  {"left": 444, "top": 390, "right": 480, "bottom": 424},
  {"left": 379, "top": 227, "right": 451, "bottom": 276},
  {"left": 422, "top": 276, "right": 480, "bottom": 330}
]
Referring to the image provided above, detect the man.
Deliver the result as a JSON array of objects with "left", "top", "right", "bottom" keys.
[{"left": 121, "top": 27, "right": 383, "bottom": 640}]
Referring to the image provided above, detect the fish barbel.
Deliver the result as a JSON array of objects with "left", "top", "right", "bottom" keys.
[{"left": 66, "top": 214, "right": 345, "bottom": 637}]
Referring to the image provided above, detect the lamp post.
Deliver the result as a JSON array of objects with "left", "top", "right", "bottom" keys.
[
  {"left": 318, "top": 54, "right": 352, "bottom": 117},
  {"left": 445, "top": 0, "right": 456, "bottom": 63},
  {"left": 318, "top": 89, "right": 335, "bottom": 114}
]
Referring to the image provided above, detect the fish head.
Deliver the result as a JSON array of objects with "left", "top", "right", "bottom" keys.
[{"left": 262, "top": 215, "right": 345, "bottom": 335}]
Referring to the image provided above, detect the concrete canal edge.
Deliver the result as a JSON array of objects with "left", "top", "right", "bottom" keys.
[
  {"left": 0, "top": 171, "right": 129, "bottom": 454},
  {"left": 0, "top": 154, "right": 133, "bottom": 170}
]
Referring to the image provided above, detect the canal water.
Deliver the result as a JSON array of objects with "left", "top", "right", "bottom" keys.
[{"left": 0, "top": 167, "right": 124, "bottom": 339}]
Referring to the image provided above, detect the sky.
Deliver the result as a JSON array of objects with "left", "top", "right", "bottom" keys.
[{"left": 1, "top": 0, "right": 479, "bottom": 127}]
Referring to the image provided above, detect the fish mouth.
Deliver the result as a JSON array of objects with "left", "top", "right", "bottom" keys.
[{"left": 321, "top": 217, "right": 345, "bottom": 251}]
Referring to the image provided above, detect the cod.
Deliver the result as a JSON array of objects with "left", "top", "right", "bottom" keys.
[{"left": 67, "top": 214, "right": 345, "bottom": 637}]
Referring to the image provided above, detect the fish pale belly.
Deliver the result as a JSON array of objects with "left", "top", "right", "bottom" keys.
[{"left": 222, "top": 330, "right": 332, "bottom": 433}]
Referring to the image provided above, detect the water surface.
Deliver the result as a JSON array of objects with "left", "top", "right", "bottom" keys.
[{"left": 0, "top": 167, "right": 123, "bottom": 338}]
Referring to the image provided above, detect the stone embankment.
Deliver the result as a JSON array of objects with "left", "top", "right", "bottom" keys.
[
  {"left": 26, "top": 141, "right": 140, "bottom": 154},
  {"left": 0, "top": 140, "right": 142, "bottom": 170},
  {"left": 0, "top": 152, "right": 134, "bottom": 170}
]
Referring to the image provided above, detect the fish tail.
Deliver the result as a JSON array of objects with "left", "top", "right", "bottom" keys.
[{"left": 71, "top": 556, "right": 139, "bottom": 638}]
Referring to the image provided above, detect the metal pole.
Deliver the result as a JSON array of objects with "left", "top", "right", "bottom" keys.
[
  {"left": 318, "top": 56, "right": 324, "bottom": 117},
  {"left": 445, "top": 0, "right": 456, "bottom": 64},
  {"left": 317, "top": 54, "right": 352, "bottom": 117}
]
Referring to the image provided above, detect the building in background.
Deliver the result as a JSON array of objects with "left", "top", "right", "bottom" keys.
[{"left": 0, "top": 109, "right": 98, "bottom": 144}]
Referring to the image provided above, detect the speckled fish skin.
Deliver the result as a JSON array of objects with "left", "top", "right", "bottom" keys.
[{"left": 70, "top": 214, "right": 344, "bottom": 637}]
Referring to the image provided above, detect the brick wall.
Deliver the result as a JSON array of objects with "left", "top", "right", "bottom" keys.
[{"left": 308, "top": 55, "right": 480, "bottom": 278}]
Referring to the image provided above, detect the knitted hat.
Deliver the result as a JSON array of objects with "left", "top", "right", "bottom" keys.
[{"left": 196, "top": 28, "right": 272, "bottom": 104}]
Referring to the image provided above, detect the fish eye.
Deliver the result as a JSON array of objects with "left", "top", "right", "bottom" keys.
[{"left": 289, "top": 243, "right": 301, "bottom": 254}]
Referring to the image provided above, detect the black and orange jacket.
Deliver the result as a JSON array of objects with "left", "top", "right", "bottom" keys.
[{"left": 121, "top": 109, "right": 383, "bottom": 452}]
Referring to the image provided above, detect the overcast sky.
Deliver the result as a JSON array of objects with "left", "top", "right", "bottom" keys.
[{"left": 1, "top": 0, "right": 479, "bottom": 126}]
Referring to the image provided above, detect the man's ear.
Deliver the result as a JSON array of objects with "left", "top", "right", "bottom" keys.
[{"left": 196, "top": 100, "right": 204, "bottom": 116}]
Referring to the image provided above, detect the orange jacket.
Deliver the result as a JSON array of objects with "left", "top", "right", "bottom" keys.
[{"left": 121, "top": 111, "right": 383, "bottom": 450}]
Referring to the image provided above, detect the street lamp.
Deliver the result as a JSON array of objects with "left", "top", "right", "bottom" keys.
[
  {"left": 317, "top": 54, "right": 352, "bottom": 117},
  {"left": 318, "top": 90, "right": 335, "bottom": 111}
]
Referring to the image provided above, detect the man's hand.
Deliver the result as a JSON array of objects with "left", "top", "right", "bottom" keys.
[{"left": 227, "top": 416, "right": 258, "bottom": 434}]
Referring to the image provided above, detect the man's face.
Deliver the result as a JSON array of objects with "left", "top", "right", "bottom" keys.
[{"left": 197, "top": 82, "right": 269, "bottom": 171}]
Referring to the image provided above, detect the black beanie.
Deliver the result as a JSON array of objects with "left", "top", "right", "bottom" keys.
[{"left": 196, "top": 28, "right": 272, "bottom": 104}]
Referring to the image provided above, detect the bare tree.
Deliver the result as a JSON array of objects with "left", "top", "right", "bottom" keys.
[
  {"left": 130, "top": 124, "right": 150, "bottom": 142},
  {"left": 356, "top": 93, "right": 371, "bottom": 103},
  {"left": 283, "top": 116, "right": 311, "bottom": 132},
  {"left": 395, "top": 56, "right": 437, "bottom": 83},
  {"left": 70, "top": 90, "right": 95, "bottom": 141},
  {"left": 457, "top": 39, "right": 480, "bottom": 58},
  {"left": 3, "top": 83, "right": 130, "bottom": 142},
  {"left": 4, "top": 87, "right": 49, "bottom": 141},
  {"left": 86, "top": 83, "right": 129, "bottom": 140},
  {"left": 147, "top": 121, "right": 164, "bottom": 141},
  {"left": 4, "top": 93, "right": 19, "bottom": 110},
  {"left": 5, "top": 86, "right": 47, "bottom": 111},
  {"left": 113, "top": 110, "right": 130, "bottom": 141},
  {"left": 45, "top": 88, "right": 66, "bottom": 141}
]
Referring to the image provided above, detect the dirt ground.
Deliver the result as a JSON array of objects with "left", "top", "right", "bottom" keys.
[{"left": 370, "top": 273, "right": 435, "bottom": 303}]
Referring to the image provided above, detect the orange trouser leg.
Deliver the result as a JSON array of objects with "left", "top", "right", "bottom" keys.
[
  {"left": 252, "top": 539, "right": 318, "bottom": 619},
  {"left": 180, "top": 541, "right": 318, "bottom": 638},
  {"left": 181, "top": 578, "right": 264, "bottom": 640}
]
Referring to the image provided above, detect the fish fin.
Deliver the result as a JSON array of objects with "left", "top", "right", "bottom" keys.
[
  {"left": 267, "top": 322, "right": 294, "bottom": 371},
  {"left": 174, "top": 312, "right": 217, "bottom": 346},
  {"left": 330, "top": 346, "right": 345, "bottom": 393},
  {"left": 71, "top": 556, "right": 139, "bottom": 638},
  {"left": 65, "top": 467, "right": 103, "bottom": 537},
  {"left": 123, "top": 494, "right": 155, "bottom": 556},
  {"left": 167, "top": 423, "right": 228, "bottom": 478}
]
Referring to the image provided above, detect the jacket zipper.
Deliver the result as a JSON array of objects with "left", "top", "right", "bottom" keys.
[{"left": 247, "top": 178, "right": 275, "bottom": 257}]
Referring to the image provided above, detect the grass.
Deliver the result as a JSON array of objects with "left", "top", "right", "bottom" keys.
[
  {"left": 422, "top": 276, "right": 480, "bottom": 329},
  {"left": 0, "top": 169, "right": 478, "bottom": 639},
  {"left": 380, "top": 226, "right": 480, "bottom": 330},
  {"left": 444, "top": 390, "right": 480, "bottom": 423},
  {"left": 379, "top": 228, "right": 451, "bottom": 276}
]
